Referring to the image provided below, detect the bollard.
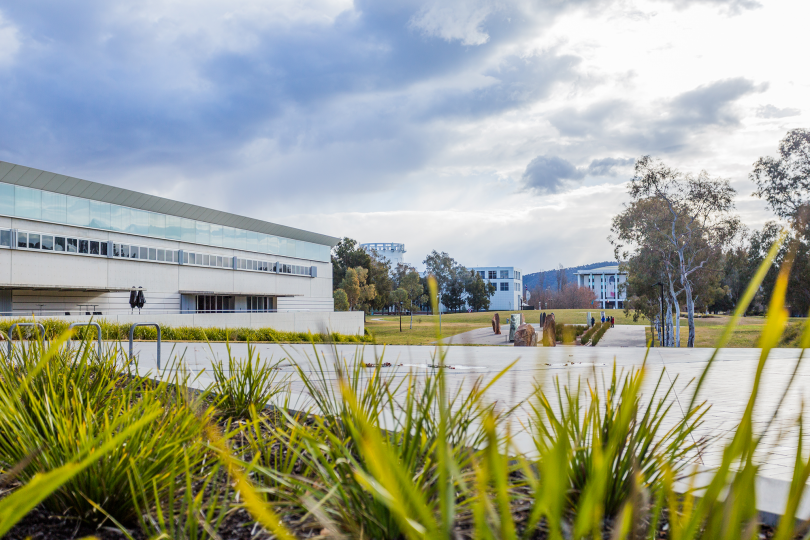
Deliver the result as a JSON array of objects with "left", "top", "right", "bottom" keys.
[
  {"left": 67, "top": 322, "right": 103, "bottom": 358},
  {"left": 128, "top": 323, "right": 162, "bottom": 370},
  {"left": 6, "top": 323, "right": 47, "bottom": 356}
]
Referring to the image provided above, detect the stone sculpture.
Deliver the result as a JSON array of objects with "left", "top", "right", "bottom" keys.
[
  {"left": 542, "top": 313, "right": 556, "bottom": 347},
  {"left": 509, "top": 314, "right": 520, "bottom": 342},
  {"left": 514, "top": 323, "right": 537, "bottom": 346},
  {"left": 492, "top": 313, "right": 501, "bottom": 334}
]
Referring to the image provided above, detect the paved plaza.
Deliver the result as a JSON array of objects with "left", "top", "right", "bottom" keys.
[{"left": 121, "top": 340, "right": 810, "bottom": 482}]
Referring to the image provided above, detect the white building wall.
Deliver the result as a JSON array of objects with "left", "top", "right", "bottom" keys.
[
  {"left": 470, "top": 266, "right": 523, "bottom": 312},
  {"left": 575, "top": 266, "right": 627, "bottom": 309}
]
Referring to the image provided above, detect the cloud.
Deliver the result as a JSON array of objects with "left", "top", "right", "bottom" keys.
[
  {"left": 522, "top": 155, "right": 585, "bottom": 194},
  {"left": 587, "top": 157, "right": 635, "bottom": 176},
  {"left": 409, "top": 0, "right": 497, "bottom": 46},
  {"left": 0, "top": 13, "right": 20, "bottom": 68},
  {"left": 756, "top": 104, "right": 801, "bottom": 119},
  {"left": 667, "top": 78, "right": 767, "bottom": 127}
]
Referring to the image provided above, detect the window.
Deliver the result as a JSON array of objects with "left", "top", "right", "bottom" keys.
[
  {"left": 17, "top": 232, "right": 27, "bottom": 248},
  {"left": 157, "top": 249, "right": 165, "bottom": 262},
  {"left": 100, "top": 242, "right": 108, "bottom": 256},
  {"left": 247, "top": 296, "right": 271, "bottom": 312},
  {"left": 500, "top": 282, "right": 509, "bottom": 291},
  {"left": 89, "top": 241, "right": 100, "bottom": 255},
  {"left": 0, "top": 230, "right": 10, "bottom": 247},
  {"left": 488, "top": 271, "right": 497, "bottom": 279},
  {"left": 216, "top": 256, "right": 222, "bottom": 267},
  {"left": 500, "top": 270, "right": 509, "bottom": 279},
  {"left": 139, "top": 246, "right": 148, "bottom": 260},
  {"left": 67, "top": 238, "right": 78, "bottom": 253},
  {"left": 79, "top": 240, "right": 89, "bottom": 254},
  {"left": 41, "top": 235, "right": 53, "bottom": 251},
  {"left": 55, "top": 237, "right": 65, "bottom": 252},
  {"left": 148, "top": 248, "right": 157, "bottom": 261},
  {"left": 478, "top": 271, "right": 485, "bottom": 278},
  {"left": 202, "top": 254, "right": 209, "bottom": 266},
  {"left": 28, "top": 233, "right": 41, "bottom": 249}
]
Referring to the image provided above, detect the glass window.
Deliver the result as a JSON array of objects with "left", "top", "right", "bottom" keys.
[
  {"left": 196, "top": 222, "right": 210, "bottom": 245},
  {"left": 157, "top": 249, "right": 165, "bottom": 262},
  {"left": 67, "top": 238, "right": 78, "bottom": 253},
  {"left": 89, "top": 201, "right": 111, "bottom": 229},
  {"left": 169, "top": 250, "right": 176, "bottom": 263},
  {"left": 235, "top": 228, "right": 247, "bottom": 251},
  {"left": 0, "top": 183, "right": 14, "bottom": 217},
  {"left": 500, "top": 282, "right": 509, "bottom": 291},
  {"left": 110, "top": 205, "right": 128, "bottom": 232},
  {"left": 266, "top": 235, "right": 279, "bottom": 254},
  {"left": 42, "top": 191, "right": 67, "bottom": 223},
  {"left": 55, "top": 237, "right": 66, "bottom": 252},
  {"left": 210, "top": 224, "right": 223, "bottom": 247},
  {"left": 189, "top": 253, "right": 196, "bottom": 265},
  {"left": 15, "top": 186, "right": 41, "bottom": 220},
  {"left": 252, "top": 260, "right": 258, "bottom": 271},
  {"left": 100, "top": 242, "right": 108, "bottom": 256},
  {"left": 222, "top": 226, "right": 236, "bottom": 249},
  {"left": 500, "top": 270, "right": 509, "bottom": 279},
  {"left": 66, "top": 196, "right": 90, "bottom": 227},
  {"left": 28, "top": 233, "right": 41, "bottom": 249},
  {"left": 139, "top": 247, "right": 148, "bottom": 260},
  {"left": 130, "top": 246, "right": 138, "bottom": 259},
  {"left": 89, "top": 241, "right": 100, "bottom": 255},
  {"left": 202, "top": 254, "right": 209, "bottom": 266},
  {"left": 258, "top": 234, "right": 268, "bottom": 253},
  {"left": 216, "top": 256, "right": 222, "bottom": 267},
  {"left": 148, "top": 248, "right": 156, "bottom": 261},
  {"left": 130, "top": 209, "right": 149, "bottom": 236},
  {"left": 180, "top": 219, "right": 195, "bottom": 243},
  {"left": 478, "top": 271, "right": 485, "bottom": 278},
  {"left": 17, "top": 232, "right": 27, "bottom": 248},
  {"left": 165, "top": 215, "right": 182, "bottom": 240},
  {"left": 246, "top": 231, "right": 259, "bottom": 252},
  {"left": 488, "top": 271, "right": 497, "bottom": 279},
  {"left": 0, "top": 230, "right": 10, "bottom": 247},
  {"left": 121, "top": 245, "right": 130, "bottom": 258},
  {"left": 224, "top": 257, "right": 232, "bottom": 269},
  {"left": 113, "top": 243, "right": 121, "bottom": 257},
  {"left": 284, "top": 239, "right": 296, "bottom": 257},
  {"left": 148, "top": 212, "right": 166, "bottom": 238},
  {"left": 183, "top": 252, "right": 188, "bottom": 264},
  {"left": 210, "top": 256, "right": 216, "bottom": 267},
  {"left": 79, "top": 240, "right": 89, "bottom": 254}
]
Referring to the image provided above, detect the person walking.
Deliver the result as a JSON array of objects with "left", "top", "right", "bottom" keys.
[
  {"left": 591, "top": 316, "right": 595, "bottom": 327},
  {"left": 601, "top": 314, "right": 605, "bottom": 324},
  {"left": 611, "top": 316, "right": 615, "bottom": 327}
]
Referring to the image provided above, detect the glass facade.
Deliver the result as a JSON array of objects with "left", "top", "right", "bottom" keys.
[{"left": 0, "top": 182, "right": 331, "bottom": 262}]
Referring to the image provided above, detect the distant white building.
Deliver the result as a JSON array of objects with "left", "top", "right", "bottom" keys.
[
  {"left": 360, "top": 242, "right": 406, "bottom": 267},
  {"left": 471, "top": 266, "right": 523, "bottom": 311},
  {"left": 575, "top": 265, "right": 627, "bottom": 309}
]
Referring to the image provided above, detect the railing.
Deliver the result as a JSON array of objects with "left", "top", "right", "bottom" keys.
[
  {"left": 129, "top": 323, "right": 161, "bottom": 370},
  {"left": 6, "top": 323, "right": 46, "bottom": 356},
  {"left": 67, "top": 322, "right": 102, "bottom": 358},
  {"left": 0, "top": 308, "right": 331, "bottom": 317}
]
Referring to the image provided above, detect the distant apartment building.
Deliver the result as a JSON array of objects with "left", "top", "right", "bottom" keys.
[
  {"left": 575, "top": 265, "right": 627, "bottom": 309},
  {"left": 471, "top": 266, "right": 523, "bottom": 311},
  {"left": 360, "top": 242, "right": 406, "bottom": 267}
]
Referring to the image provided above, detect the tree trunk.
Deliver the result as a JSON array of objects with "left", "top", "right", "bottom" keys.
[
  {"left": 678, "top": 250, "right": 696, "bottom": 348},
  {"left": 664, "top": 299, "right": 673, "bottom": 347},
  {"left": 667, "top": 277, "right": 681, "bottom": 347}
]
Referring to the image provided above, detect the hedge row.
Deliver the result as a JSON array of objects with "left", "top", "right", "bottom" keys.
[
  {"left": 589, "top": 322, "right": 612, "bottom": 346},
  {"left": 554, "top": 323, "right": 587, "bottom": 344},
  {"left": 0, "top": 318, "right": 372, "bottom": 344}
]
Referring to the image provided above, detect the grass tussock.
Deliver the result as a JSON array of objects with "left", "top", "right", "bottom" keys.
[{"left": 3, "top": 230, "right": 810, "bottom": 538}]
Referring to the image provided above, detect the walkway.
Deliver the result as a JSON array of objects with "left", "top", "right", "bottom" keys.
[
  {"left": 594, "top": 324, "right": 648, "bottom": 347},
  {"left": 118, "top": 341, "right": 810, "bottom": 482}
]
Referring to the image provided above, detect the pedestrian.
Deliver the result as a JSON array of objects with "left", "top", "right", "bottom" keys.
[
  {"left": 601, "top": 314, "right": 605, "bottom": 324},
  {"left": 591, "top": 316, "right": 595, "bottom": 327},
  {"left": 611, "top": 316, "right": 615, "bottom": 327}
]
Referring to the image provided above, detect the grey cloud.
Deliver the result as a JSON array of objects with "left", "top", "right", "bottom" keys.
[
  {"left": 548, "top": 100, "right": 628, "bottom": 137},
  {"left": 587, "top": 157, "right": 635, "bottom": 176},
  {"left": 522, "top": 155, "right": 585, "bottom": 194},
  {"left": 667, "top": 77, "right": 766, "bottom": 127},
  {"left": 756, "top": 104, "right": 801, "bottom": 119}
]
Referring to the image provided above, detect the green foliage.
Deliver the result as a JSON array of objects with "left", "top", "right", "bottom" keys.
[
  {"left": 466, "top": 271, "right": 497, "bottom": 312},
  {"left": 333, "top": 288, "right": 350, "bottom": 311},
  {"left": 210, "top": 343, "right": 287, "bottom": 418},
  {"left": 589, "top": 321, "right": 612, "bottom": 345},
  {"left": 555, "top": 323, "right": 587, "bottom": 343},
  {"left": 0, "top": 317, "right": 371, "bottom": 343}
]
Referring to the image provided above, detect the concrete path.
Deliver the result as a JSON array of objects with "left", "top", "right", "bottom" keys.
[
  {"left": 438, "top": 324, "right": 540, "bottom": 345},
  {"left": 114, "top": 340, "right": 810, "bottom": 482},
  {"left": 594, "top": 324, "right": 647, "bottom": 347}
]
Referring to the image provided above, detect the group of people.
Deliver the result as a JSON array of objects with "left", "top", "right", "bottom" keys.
[{"left": 592, "top": 314, "right": 615, "bottom": 327}]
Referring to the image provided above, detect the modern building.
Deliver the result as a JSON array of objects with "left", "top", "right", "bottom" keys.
[
  {"left": 0, "top": 161, "right": 362, "bottom": 334},
  {"left": 471, "top": 266, "right": 523, "bottom": 311},
  {"left": 575, "top": 265, "right": 627, "bottom": 309},
  {"left": 360, "top": 242, "right": 406, "bottom": 267}
]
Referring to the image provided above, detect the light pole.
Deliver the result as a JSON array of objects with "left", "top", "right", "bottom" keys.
[
  {"left": 438, "top": 293, "right": 442, "bottom": 335},
  {"left": 399, "top": 301, "right": 403, "bottom": 332},
  {"left": 654, "top": 282, "right": 664, "bottom": 347}
]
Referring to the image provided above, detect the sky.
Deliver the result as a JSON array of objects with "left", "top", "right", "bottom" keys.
[{"left": 0, "top": 0, "right": 806, "bottom": 273}]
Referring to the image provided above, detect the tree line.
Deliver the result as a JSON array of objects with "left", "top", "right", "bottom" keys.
[
  {"left": 331, "top": 241, "right": 497, "bottom": 313},
  {"left": 612, "top": 128, "right": 810, "bottom": 347}
]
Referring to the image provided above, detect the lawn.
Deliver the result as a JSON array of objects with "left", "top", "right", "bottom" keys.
[{"left": 367, "top": 309, "right": 807, "bottom": 347}]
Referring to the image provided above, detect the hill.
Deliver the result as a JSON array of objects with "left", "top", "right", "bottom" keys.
[{"left": 523, "top": 261, "right": 615, "bottom": 291}]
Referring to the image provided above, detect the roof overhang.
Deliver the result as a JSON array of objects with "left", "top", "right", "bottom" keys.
[
  {"left": 178, "top": 290, "right": 302, "bottom": 297},
  {"left": 0, "top": 284, "right": 143, "bottom": 292}
]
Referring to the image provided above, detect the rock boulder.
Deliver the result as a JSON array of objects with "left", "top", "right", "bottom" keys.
[
  {"left": 514, "top": 323, "right": 537, "bottom": 347},
  {"left": 492, "top": 313, "right": 501, "bottom": 335}
]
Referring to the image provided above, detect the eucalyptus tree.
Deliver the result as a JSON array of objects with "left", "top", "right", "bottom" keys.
[
  {"left": 751, "top": 128, "right": 810, "bottom": 221},
  {"left": 612, "top": 156, "right": 740, "bottom": 347}
]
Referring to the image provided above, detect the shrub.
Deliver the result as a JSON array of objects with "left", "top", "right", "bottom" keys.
[
  {"left": 210, "top": 343, "right": 288, "bottom": 418},
  {"left": 589, "top": 321, "right": 611, "bottom": 345}
]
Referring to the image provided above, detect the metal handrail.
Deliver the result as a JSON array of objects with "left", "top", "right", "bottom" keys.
[
  {"left": 67, "top": 322, "right": 103, "bottom": 358},
  {"left": 6, "top": 323, "right": 47, "bottom": 356},
  {"left": 129, "top": 323, "right": 161, "bottom": 370}
]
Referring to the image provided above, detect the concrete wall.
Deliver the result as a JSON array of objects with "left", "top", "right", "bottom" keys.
[{"left": 0, "top": 311, "right": 365, "bottom": 336}]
